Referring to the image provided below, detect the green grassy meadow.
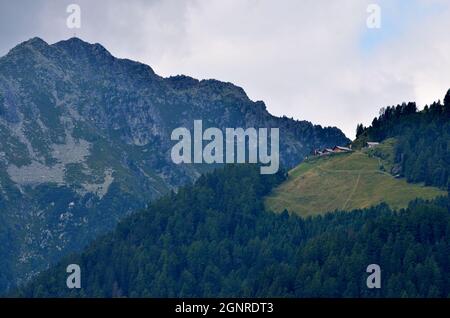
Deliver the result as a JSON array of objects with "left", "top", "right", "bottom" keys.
[{"left": 265, "top": 148, "right": 446, "bottom": 217}]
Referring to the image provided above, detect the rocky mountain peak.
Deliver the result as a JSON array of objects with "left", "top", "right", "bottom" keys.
[
  {"left": 14, "top": 37, "right": 48, "bottom": 50},
  {"left": 52, "top": 37, "right": 111, "bottom": 59}
]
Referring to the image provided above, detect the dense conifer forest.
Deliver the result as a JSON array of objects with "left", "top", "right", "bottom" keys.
[
  {"left": 355, "top": 90, "right": 450, "bottom": 189},
  {"left": 16, "top": 165, "right": 450, "bottom": 298}
]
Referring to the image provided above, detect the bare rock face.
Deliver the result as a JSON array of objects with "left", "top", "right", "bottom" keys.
[{"left": 0, "top": 37, "right": 349, "bottom": 292}]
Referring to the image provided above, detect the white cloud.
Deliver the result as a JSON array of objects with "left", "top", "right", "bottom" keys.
[{"left": 1, "top": 0, "right": 450, "bottom": 138}]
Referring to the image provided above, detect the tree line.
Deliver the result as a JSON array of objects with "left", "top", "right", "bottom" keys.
[{"left": 355, "top": 89, "right": 450, "bottom": 189}]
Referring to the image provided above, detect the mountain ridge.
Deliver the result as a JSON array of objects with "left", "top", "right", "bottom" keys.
[{"left": 0, "top": 37, "right": 349, "bottom": 292}]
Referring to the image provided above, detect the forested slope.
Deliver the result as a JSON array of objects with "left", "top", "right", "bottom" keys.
[
  {"left": 354, "top": 91, "right": 450, "bottom": 189},
  {"left": 16, "top": 165, "right": 450, "bottom": 298}
]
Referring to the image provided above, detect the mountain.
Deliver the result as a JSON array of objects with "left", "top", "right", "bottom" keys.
[
  {"left": 0, "top": 37, "right": 349, "bottom": 292},
  {"left": 15, "top": 165, "right": 450, "bottom": 298},
  {"left": 265, "top": 138, "right": 446, "bottom": 216}
]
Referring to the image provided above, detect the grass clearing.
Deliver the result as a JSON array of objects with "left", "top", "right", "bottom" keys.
[{"left": 265, "top": 150, "right": 446, "bottom": 217}]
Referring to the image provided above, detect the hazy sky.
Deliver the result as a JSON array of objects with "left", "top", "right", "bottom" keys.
[{"left": 1, "top": 0, "right": 450, "bottom": 138}]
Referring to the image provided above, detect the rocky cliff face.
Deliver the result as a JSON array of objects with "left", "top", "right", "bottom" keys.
[{"left": 0, "top": 37, "right": 349, "bottom": 292}]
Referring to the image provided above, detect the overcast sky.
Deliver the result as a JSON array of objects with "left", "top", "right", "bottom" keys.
[{"left": 1, "top": 0, "right": 450, "bottom": 138}]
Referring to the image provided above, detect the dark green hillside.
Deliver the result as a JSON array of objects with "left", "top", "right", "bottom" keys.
[
  {"left": 354, "top": 90, "right": 450, "bottom": 189},
  {"left": 16, "top": 165, "right": 450, "bottom": 298}
]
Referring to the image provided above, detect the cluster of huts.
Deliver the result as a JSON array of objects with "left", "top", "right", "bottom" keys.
[
  {"left": 313, "top": 145, "right": 352, "bottom": 157},
  {"left": 312, "top": 141, "right": 380, "bottom": 157},
  {"left": 366, "top": 142, "right": 380, "bottom": 148}
]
